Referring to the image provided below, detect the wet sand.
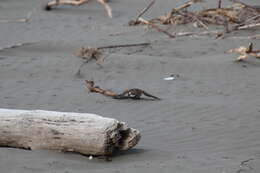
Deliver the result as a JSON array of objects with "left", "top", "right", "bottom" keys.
[{"left": 0, "top": 0, "right": 260, "bottom": 172}]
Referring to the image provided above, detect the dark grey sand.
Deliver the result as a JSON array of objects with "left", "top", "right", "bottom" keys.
[{"left": 1, "top": 0, "right": 260, "bottom": 172}]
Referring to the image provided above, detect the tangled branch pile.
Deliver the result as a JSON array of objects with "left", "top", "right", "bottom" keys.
[
  {"left": 153, "top": 1, "right": 260, "bottom": 26},
  {"left": 130, "top": 0, "right": 260, "bottom": 38}
]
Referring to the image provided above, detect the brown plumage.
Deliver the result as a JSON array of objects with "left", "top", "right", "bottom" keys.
[{"left": 113, "top": 88, "right": 161, "bottom": 100}]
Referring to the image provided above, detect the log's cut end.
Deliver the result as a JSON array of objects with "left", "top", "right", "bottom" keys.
[
  {"left": 105, "top": 122, "right": 141, "bottom": 154},
  {"left": 0, "top": 109, "right": 141, "bottom": 156},
  {"left": 116, "top": 122, "right": 141, "bottom": 151}
]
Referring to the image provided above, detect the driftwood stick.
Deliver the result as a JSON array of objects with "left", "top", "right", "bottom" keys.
[
  {"left": 237, "top": 23, "right": 260, "bottom": 30},
  {"left": 135, "top": 0, "right": 156, "bottom": 21},
  {"left": 230, "top": 14, "right": 260, "bottom": 31},
  {"left": 173, "top": 30, "right": 221, "bottom": 37},
  {"left": 0, "top": 108, "right": 141, "bottom": 156},
  {"left": 138, "top": 18, "right": 176, "bottom": 38},
  {"left": 97, "top": 42, "right": 151, "bottom": 49},
  {"left": 174, "top": 0, "right": 202, "bottom": 11},
  {"left": 0, "top": 11, "right": 32, "bottom": 23},
  {"left": 46, "top": 0, "right": 89, "bottom": 10},
  {"left": 190, "top": 13, "right": 209, "bottom": 30},
  {"left": 0, "top": 42, "right": 37, "bottom": 51},
  {"left": 129, "top": 0, "right": 155, "bottom": 26},
  {"left": 96, "top": 0, "right": 112, "bottom": 18},
  {"left": 76, "top": 42, "right": 150, "bottom": 67},
  {"left": 85, "top": 80, "right": 117, "bottom": 97},
  {"left": 218, "top": 0, "right": 222, "bottom": 8},
  {"left": 227, "top": 34, "right": 260, "bottom": 39}
]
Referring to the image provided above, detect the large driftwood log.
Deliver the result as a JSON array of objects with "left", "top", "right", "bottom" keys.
[{"left": 0, "top": 109, "right": 141, "bottom": 156}]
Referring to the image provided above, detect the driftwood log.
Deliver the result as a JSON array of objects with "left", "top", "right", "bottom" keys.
[{"left": 0, "top": 108, "right": 141, "bottom": 156}]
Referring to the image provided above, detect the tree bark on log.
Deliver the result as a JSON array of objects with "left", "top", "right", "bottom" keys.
[{"left": 0, "top": 109, "right": 141, "bottom": 156}]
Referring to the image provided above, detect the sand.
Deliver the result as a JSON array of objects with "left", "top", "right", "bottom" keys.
[{"left": 0, "top": 0, "right": 260, "bottom": 172}]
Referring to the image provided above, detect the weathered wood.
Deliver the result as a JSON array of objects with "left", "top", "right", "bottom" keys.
[{"left": 0, "top": 109, "right": 141, "bottom": 155}]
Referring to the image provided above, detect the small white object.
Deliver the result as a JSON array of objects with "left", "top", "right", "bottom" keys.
[
  {"left": 163, "top": 77, "right": 175, "bottom": 81},
  {"left": 89, "top": 155, "right": 93, "bottom": 160}
]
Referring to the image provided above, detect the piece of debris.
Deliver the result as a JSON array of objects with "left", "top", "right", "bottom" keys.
[
  {"left": 85, "top": 80, "right": 161, "bottom": 100},
  {"left": 0, "top": 108, "right": 141, "bottom": 156},
  {"left": 129, "top": 0, "right": 260, "bottom": 39},
  {"left": 75, "top": 42, "right": 151, "bottom": 77},
  {"left": 163, "top": 74, "right": 180, "bottom": 81},
  {"left": 45, "top": 0, "right": 113, "bottom": 18},
  {"left": 164, "top": 76, "right": 175, "bottom": 81},
  {"left": 77, "top": 47, "right": 102, "bottom": 63},
  {"left": 85, "top": 80, "right": 117, "bottom": 97},
  {"left": 77, "top": 42, "right": 150, "bottom": 62},
  {"left": 0, "top": 42, "right": 37, "bottom": 51},
  {"left": 153, "top": 0, "right": 260, "bottom": 26},
  {"left": 129, "top": 0, "right": 156, "bottom": 26},
  {"left": 0, "top": 11, "right": 33, "bottom": 23},
  {"left": 227, "top": 42, "right": 260, "bottom": 61}
]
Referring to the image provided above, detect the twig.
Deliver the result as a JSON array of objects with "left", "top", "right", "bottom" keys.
[
  {"left": 240, "top": 158, "right": 254, "bottom": 166},
  {"left": 0, "top": 42, "right": 37, "bottom": 51},
  {"left": 193, "top": 15, "right": 209, "bottom": 30},
  {"left": 218, "top": 0, "right": 222, "bottom": 8},
  {"left": 0, "top": 11, "right": 32, "bottom": 23},
  {"left": 97, "top": 0, "right": 113, "bottom": 18},
  {"left": 85, "top": 80, "right": 117, "bottom": 97},
  {"left": 237, "top": 22, "right": 260, "bottom": 30},
  {"left": 97, "top": 42, "right": 151, "bottom": 49},
  {"left": 173, "top": 30, "right": 222, "bottom": 37},
  {"left": 138, "top": 18, "right": 176, "bottom": 38},
  {"left": 230, "top": 14, "right": 260, "bottom": 32},
  {"left": 136, "top": 0, "right": 156, "bottom": 21},
  {"left": 129, "top": 0, "right": 155, "bottom": 26},
  {"left": 174, "top": 0, "right": 203, "bottom": 12},
  {"left": 228, "top": 34, "right": 260, "bottom": 39},
  {"left": 76, "top": 42, "right": 150, "bottom": 67}
]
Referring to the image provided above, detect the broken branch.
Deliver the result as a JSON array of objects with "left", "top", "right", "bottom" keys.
[
  {"left": 138, "top": 17, "right": 176, "bottom": 38},
  {"left": 227, "top": 42, "right": 260, "bottom": 61},
  {"left": 97, "top": 42, "right": 151, "bottom": 49},
  {"left": 0, "top": 11, "right": 32, "bottom": 23},
  {"left": 135, "top": 0, "right": 156, "bottom": 21},
  {"left": 0, "top": 42, "right": 37, "bottom": 51},
  {"left": 76, "top": 42, "right": 150, "bottom": 63}
]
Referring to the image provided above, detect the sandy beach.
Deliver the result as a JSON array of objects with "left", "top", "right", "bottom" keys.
[{"left": 0, "top": 0, "right": 260, "bottom": 172}]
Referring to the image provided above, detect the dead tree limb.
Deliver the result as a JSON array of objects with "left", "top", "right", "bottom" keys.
[
  {"left": 77, "top": 42, "right": 150, "bottom": 62},
  {"left": 97, "top": 42, "right": 151, "bottom": 49},
  {"left": 136, "top": 0, "right": 156, "bottom": 21},
  {"left": 85, "top": 80, "right": 117, "bottom": 97},
  {"left": 138, "top": 18, "right": 176, "bottom": 38},
  {"left": 218, "top": 0, "right": 222, "bottom": 8},
  {"left": 0, "top": 11, "right": 32, "bottom": 23},
  {"left": 0, "top": 42, "right": 37, "bottom": 51},
  {"left": 227, "top": 42, "right": 260, "bottom": 61},
  {"left": 129, "top": 0, "right": 156, "bottom": 26}
]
